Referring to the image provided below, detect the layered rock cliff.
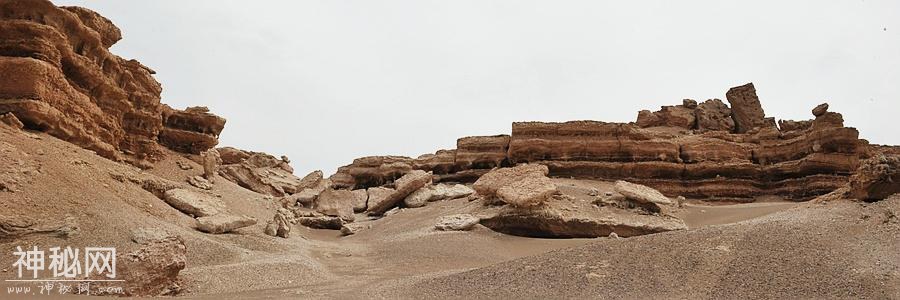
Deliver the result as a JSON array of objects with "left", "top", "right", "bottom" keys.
[
  {"left": 0, "top": 0, "right": 224, "bottom": 167},
  {"left": 332, "top": 83, "right": 871, "bottom": 202}
]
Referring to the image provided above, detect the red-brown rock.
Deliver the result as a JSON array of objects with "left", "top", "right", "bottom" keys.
[
  {"left": 0, "top": 0, "right": 224, "bottom": 167},
  {"left": 726, "top": 83, "right": 767, "bottom": 133}
]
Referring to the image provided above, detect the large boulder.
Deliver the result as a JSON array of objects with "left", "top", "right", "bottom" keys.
[
  {"left": 812, "top": 103, "right": 829, "bottom": 117},
  {"left": 366, "top": 187, "right": 395, "bottom": 213},
  {"left": 695, "top": 99, "right": 735, "bottom": 132},
  {"left": 315, "top": 189, "right": 356, "bottom": 222},
  {"left": 196, "top": 214, "right": 257, "bottom": 234},
  {"left": 217, "top": 149, "right": 303, "bottom": 196},
  {"left": 848, "top": 154, "right": 900, "bottom": 201},
  {"left": 115, "top": 235, "right": 186, "bottom": 296},
  {"left": 613, "top": 180, "right": 673, "bottom": 205},
  {"left": 635, "top": 105, "right": 696, "bottom": 129},
  {"left": 284, "top": 178, "right": 331, "bottom": 208},
  {"left": 350, "top": 189, "right": 368, "bottom": 213},
  {"left": 496, "top": 176, "right": 558, "bottom": 207},
  {"left": 366, "top": 170, "right": 432, "bottom": 215},
  {"left": 473, "top": 164, "right": 549, "bottom": 198},
  {"left": 480, "top": 194, "right": 687, "bottom": 238},
  {"left": 201, "top": 148, "right": 221, "bottom": 182},
  {"left": 297, "top": 170, "right": 325, "bottom": 190},
  {"left": 265, "top": 208, "right": 293, "bottom": 238},
  {"left": 725, "top": 83, "right": 767, "bottom": 133},
  {"left": 162, "top": 189, "right": 226, "bottom": 217},
  {"left": 297, "top": 216, "right": 344, "bottom": 230},
  {"left": 474, "top": 164, "right": 556, "bottom": 206}
]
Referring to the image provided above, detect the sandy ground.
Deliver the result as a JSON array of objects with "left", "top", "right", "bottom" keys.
[{"left": 1, "top": 126, "right": 896, "bottom": 299}]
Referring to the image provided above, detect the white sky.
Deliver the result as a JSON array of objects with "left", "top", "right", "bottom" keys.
[{"left": 53, "top": 0, "right": 900, "bottom": 175}]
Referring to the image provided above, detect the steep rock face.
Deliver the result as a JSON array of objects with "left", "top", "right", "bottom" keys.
[
  {"left": 159, "top": 106, "right": 225, "bottom": 154},
  {"left": 0, "top": 0, "right": 223, "bottom": 167},
  {"left": 455, "top": 135, "right": 510, "bottom": 169},
  {"left": 330, "top": 156, "right": 415, "bottom": 189}
]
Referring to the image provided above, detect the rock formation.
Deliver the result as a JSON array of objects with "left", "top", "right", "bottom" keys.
[
  {"left": 479, "top": 193, "right": 687, "bottom": 238},
  {"left": 0, "top": 0, "right": 225, "bottom": 167},
  {"left": 366, "top": 170, "right": 432, "bottom": 215},
  {"left": 726, "top": 83, "right": 767, "bottom": 133},
  {"left": 330, "top": 83, "right": 868, "bottom": 202},
  {"left": 265, "top": 208, "right": 293, "bottom": 238},
  {"left": 116, "top": 235, "right": 186, "bottom": 296},
  {"left": 196, "top": 214, "right": 257, "bottom": 234},
  {"left": 216, "top": 147, "right": 307, "bottom": 197},
  {"left": 848, "top": 153, "right": 900, "bottom": 201}
]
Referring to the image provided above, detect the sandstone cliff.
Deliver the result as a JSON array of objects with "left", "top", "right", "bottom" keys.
[
  {"left": 332, "top": 83, "right": 871, "bottom": 202},
  {"left": 0, "top": 0, "right": 224, "bottom": 168}
]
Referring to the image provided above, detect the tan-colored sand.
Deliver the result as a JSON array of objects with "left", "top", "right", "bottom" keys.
[{"left": 2, "top": 126, "right": 895, "bottom": 299}]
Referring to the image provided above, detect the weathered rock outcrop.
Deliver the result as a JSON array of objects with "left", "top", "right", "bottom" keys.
[
  {"left": 726, "top": 83, "right": 767, "bottom": 133},
  {"left": 473, "top": 164, "right": 550, "bottom": 200},
  {"left": 695, "top": 99, "right": 735, "bottom": 132},
  {"left": 480, "top": 194, "right": 686, "bottom": 238},
  {"left": 329, "top": 84, "right": 866, "bottom": 202},
  {"left": 216, "top": 147, "right": 305, "bottom": 196},
  {"left": 315, "top": 188, "right": 356, "bottom": 222},
  {"left": 366, "top": 170, "right": 432, "bottom": 215},
  {"left": 0, "top": 1, "right": 224, "bottom": 167},
  {"left": 848, "top": 154, "right": 900, "bottom": 201},
  {"left": 330, "top": 135, "right": 510, "bottom": 189},
  {"left": 116, "top": 235, "right": 186, "bottom": 296}
]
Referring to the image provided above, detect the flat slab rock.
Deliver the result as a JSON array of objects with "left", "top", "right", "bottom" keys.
[
  {"left": 366, "top": 170, "right": 432, "bottom": 215},
  {"left": 614, "top": 180, "right": 673, "bottom": 205},
  {"left": 404, "top": 184, "right": 475, "bottom": 208},
  {"left": 196, "top": 214, "right": 257, "bottom": 234},
  {"left": 162, "top": 188, "right": 226, "bottom": 217},
  {"left": 435, "top": 214, "right": 480, "bottom": 231},
  {"left": 479, "top": 194, "right": 686, "bottom": 238}
]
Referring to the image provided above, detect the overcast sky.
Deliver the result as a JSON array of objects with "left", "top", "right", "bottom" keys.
[{"left": 53, "top": 0, "right": 900, "bottom": 175}]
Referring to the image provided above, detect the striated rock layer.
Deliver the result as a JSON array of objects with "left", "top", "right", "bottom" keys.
[
  {"left": 0, "top": 0, "right": 224, "bottom": 167},
  {"left": 333, "top": 84, "right": 871, "bottom": 202}
]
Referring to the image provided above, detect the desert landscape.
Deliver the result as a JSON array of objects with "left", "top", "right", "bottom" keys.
[{"left": 1, "top": 1, "right": 898, "bottom": 299}]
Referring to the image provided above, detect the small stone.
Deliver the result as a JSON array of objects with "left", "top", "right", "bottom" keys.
[
  {"left": 264, "top": 221, "right": 277, "bottom": 237},
  {"left": 176, "top": 161, "right": 193, "bottom": 170},
  {"left": 435, "top": 214, "right": 480, "bottom": 231},
  {"left": 187, "top": 176, "right": 213, "bottom": 190},
  {"left": 0, "top": 113, "right": 24, "bottom": 130},
  {"left": 609, "top": 232, "right": 619, "bottom": 239}
]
